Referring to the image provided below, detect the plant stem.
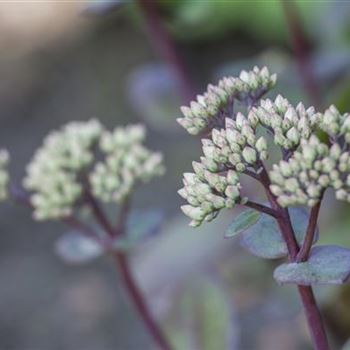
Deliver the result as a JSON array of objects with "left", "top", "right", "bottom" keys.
[
  {"left": 114, "top": 252, "right": 172, "bottom": 350},
  {"left": 296, "top": 200, "right": 322, "bottom": 262},
  {"left": 85, "top": 191, "right": 115, "bottom": 236},
  {"left": 281, "top": 0, "right": 321, "bottom": 108},
  {"left": 244, "top": 200, "right": 280, "bottom": 218},
  {"left": 137, "top": 0, "right": 195, "bottom": 103},
  {"left": 298, "top": 286, "right": 329, "bottom": 350},
  {"left": 87, "top": 198, "right": 172, "bottom": 350},
  {"left": 255, "top": 162, "right": 329, "bottom": 349}
]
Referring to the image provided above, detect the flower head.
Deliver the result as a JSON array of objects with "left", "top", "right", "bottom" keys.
[
  {"left": 269, "top": 135, "right": 350, "bottom": 207},
  {"left": 177, "top": 66, "right": 276, "bottom": 135},
  {"left": 90, "top": 124, "right": 165, "bottom": 203},
  {"left": 251, "top": 95, "right": 321, "bottom": 149},
  {"left": 179, "top": 113, "right": 268, "bottom": 226},
  {"left": 179, "top": 167, "right": 243, "bottom": 227},
  {"left": 319, "top": 105, "right": 350, "bottom": 142},
  {"left": 179, "top": 67, "right": 350, "bottom": 226},
  {"left": 23, "top": 120, "right": 164, "bottom": 221}
]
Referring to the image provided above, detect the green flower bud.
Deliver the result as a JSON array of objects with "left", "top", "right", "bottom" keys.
[
  {"left": 181, "top": 205, "right": 206, "bottom": 221},
  {"left": 225, "top": 185, "right": 240, "bottom": 199},
  {"left": 242, "top": 146, "right": 257, "bottom": 164},
  {"left": 255, "top": 137, "right": 267, "bottom": 153}
]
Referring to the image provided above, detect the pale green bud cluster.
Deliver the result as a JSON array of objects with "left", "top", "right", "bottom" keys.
[
  {"left": 269, "top": 135, "right": 350, "bottom": 206},
  {"left": 179, "top": 114, "right": 267, "bottom": 226},
  {"left": 319, "top": 105, "right": 350, "bottom": 142},
  {"left": 0, "top": 150, "right": 9, "bottom": 200},
  {"left": 205, "top": 115, "right": 268, "bottom": 173},
  {"left": 251, "top": 95, "right": 321, "bottom": 149},
  {"left": 90, "top": 125, "right": 165, "bottom": 202},
  {"left": 177, "top": 66, "right": 276, "bottom": 135},
  {"left": 179, "top": 67, "right": 350, "bottom": 226},
  {"left": 24, "top": 121, "right": 164, "bottom": 221},
  {"left": 179, "top": 169, "right": 243, "bottom": 227},
  {"left": 24, "top": 119, "right": 102, "bottom": 220}
]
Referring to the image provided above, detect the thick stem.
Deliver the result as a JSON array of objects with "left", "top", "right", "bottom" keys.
[
  {"left": 257, "top": 162, "right": 300, "bottom": 258},
  {"left": 87, "top": 199, "right": 172, "bottom": 350},
  {"left": 281, "top": 0, "right": 321, "bottom": 108},
  {"left": 256, "top": 162, "right": 329, "bottom": 349},
  {"left": 137, "top": 0, "right": 195, "bottom": 103},
  {"left": 298, "top": 286, "right": 329, "bottom": 350},
  {"left": 296, "top": 200, "right": 322, "bottom": 262},
  {"left": 114, "top": 252, "right": 172, "bottom": 350},
  {"left": 276, "top": 209, "right": 300, "bottom": 260}
]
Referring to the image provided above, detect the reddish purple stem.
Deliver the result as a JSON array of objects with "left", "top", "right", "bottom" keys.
[
  {"left": 281, "top": 0, "right": 321, "bottom": 108},
  {"left": 137, "top": 0, "right": 195, "bottom": 103}
]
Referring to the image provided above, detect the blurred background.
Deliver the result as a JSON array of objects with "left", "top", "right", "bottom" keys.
[{"left": 1, "top": 1, "right": 350, "bottom": 349}]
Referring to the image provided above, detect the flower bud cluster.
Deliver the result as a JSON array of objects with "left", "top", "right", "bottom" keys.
[
  {"left": 90, "top": 125, "right": 165, "bottom": 203},
  {"left": 177, "top": 66, "right": 276, "bottom": 135},
  {"left": 251, "top": 95, "right": 321, "bottom": 149},
  {"left": 179, "top": 114, "right": 268, "bottom": 226},
  {"left": 179, "top": 168, "right": 243, "bottom": 227},
  {"left": 205, "top": 115, "right": 268, "bottom": 172},
  {"left": 24, "top": 120, "right": 164, "bottom": 221},
  {"left": 319, "top": 105, "right": 350, "bottom": 142},
  {"left": 24, "top": 119, "right": 102, "bottom": 220},
  {"left": 269, "top": 135, "right": 350, "bottom": 206},
  {"left": 0, "top": 150, "right": 9, "bottom": 200}
]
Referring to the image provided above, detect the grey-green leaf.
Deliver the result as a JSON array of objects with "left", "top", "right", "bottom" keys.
[
  {"left": 55, "top": 232, "right": 104, "bottom": 264},
  {"left": 239, "top": 207, "right": 317, "bottom": 259},
  {"left": 113, "top": 210, "right": 163, "bottom": 251},
  {"left": 225, "top": 209, "right": 260, "bottom": 238},
  {"left": 274, "top": 245, "right": 350, "bottom": 285}
]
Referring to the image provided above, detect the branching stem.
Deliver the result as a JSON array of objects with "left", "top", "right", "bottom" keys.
[
  {"left": 246, "top": 161, "right": 329, "bottom": 350},
  {"left": 244, "top": 200, "right": 280, "bottom": 218},
  {"left": 85, "top": 191, "right": 115, "bottom": 237},
  {"left": 296, "top": 199, "right": 322, "bottom": 263},
  {"left": 113, "top": 200, "right": 172, "bottom": 350},
  {"left": 12, "top": 182, "right": 172, "bottom": 350}
]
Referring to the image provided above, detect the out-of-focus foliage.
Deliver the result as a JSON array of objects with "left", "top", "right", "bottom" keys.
[
  {"left": 127, "top": 64, "right": 181, "bottom": 132},
  {"left": 343, "top": 339, "right": 350, "bottom": 350},
  {"left": 159, "top": 0, "right": 323, "bottom": 42},
  {"left": 167, "top": 279, "right": 238, "bottom": 350},
  {"left": 55, "top": 210, "right": 164, "bottom": 263}
]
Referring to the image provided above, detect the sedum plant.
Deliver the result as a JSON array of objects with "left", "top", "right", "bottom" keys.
[
  {"left": 1, "top": 120, "right": 173, "bottom": 350},
  {"left": 178, "top": 66, "right": 350, "bottom": 350}
]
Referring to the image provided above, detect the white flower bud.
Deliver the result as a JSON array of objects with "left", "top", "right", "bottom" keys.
[
  {"left": 286, "top": 127, "right": 300, "bottom": 144},
  {"left": 255, "top": 137, "right": 267, "bottom": 153},
  {"left": 225, "top": 185, "right": 240, "bottom": 199},
  {"left": 242, "top": 147, "right": 257, "bottom": 164},
  {"left": 181, "top": 205, "right": 206, "bottom": 221}
]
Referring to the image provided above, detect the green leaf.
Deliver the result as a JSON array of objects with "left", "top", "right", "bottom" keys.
[
  {"left": 113, "top": 209, "right": 163, "bottom": 251},
  {"left": 55, "top": 232, "right": 103, "bottom": 264},
  {"left": 239, "top": 207, "right": 316, "bottom": 259},
  {"left": 225, "top": 209, "right": 260, "bottom": 238},
  {"left": 274, "top": 245, "right": 350, "bottom": 285}
]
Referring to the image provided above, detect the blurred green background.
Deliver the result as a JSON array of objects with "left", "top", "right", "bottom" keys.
[{"left": 1, "top": 1, "right": 350, "bottom": 349}]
